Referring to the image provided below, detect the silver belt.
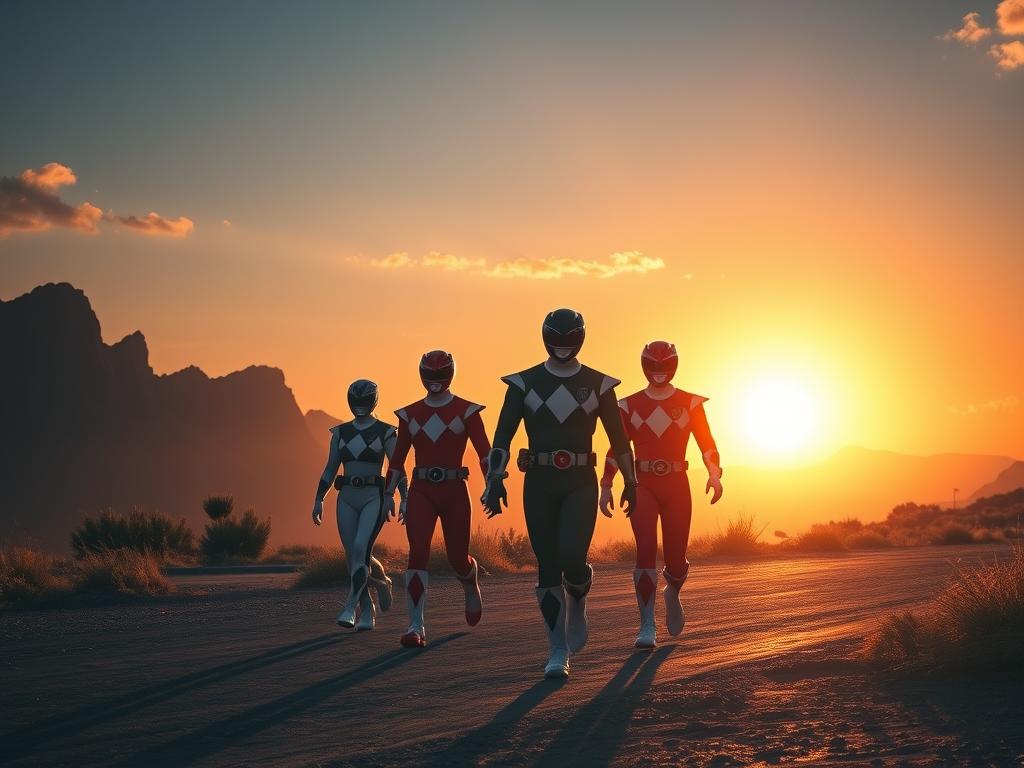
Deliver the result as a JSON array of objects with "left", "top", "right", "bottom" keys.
[{"left": 637, "top": 459, "right": 688, "bottom": 476}]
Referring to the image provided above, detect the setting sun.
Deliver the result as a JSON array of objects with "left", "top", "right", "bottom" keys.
[{"left": 740, "top": 375, "right": 820, "bottom": 460}]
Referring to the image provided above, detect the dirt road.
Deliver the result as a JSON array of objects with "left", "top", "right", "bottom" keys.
[{"left": 2, "top": 545, "right": 1020, "bottom": 767}]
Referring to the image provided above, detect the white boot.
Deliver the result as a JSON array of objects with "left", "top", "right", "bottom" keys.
[
  {"left": 537, "top": 586, "right": 570, "bottom": 679},
  {"left": 634, "top": 568, "right": 657, "bottom": 649},
  {"left": 337, "top": 563, "right": 369, "bottom": 628},
  {"left": 370, "top": 575, "right": 393, "bottom": 613},
  {"left": 401, "top": 569, "right": 428, "bottom": 647},
  {"left": 456, "top": 556, "right": 483, "bottom": 627},
  {"left": 369, "top": 557, "right": 392, "bottom": 613},
  {"left": 663, "top": 562, "right": 689, "bottom": 638},
  {"left": 357, "top": 588, "right": 376, "bottom": 630},
  {"left": 563, "top": 564, "right": 593, "bottom": 653}
]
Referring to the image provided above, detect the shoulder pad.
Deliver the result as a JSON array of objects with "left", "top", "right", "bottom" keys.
[
  {"left": 682, "top": 391, "right": 708, "bottom": 410},
  {"left": 394, "top": 407, "right": 409, "bottom": 422},
  {"left": 501, "top": 373, "right": 526, "bottom": 391},
  {"left": 617, "top": 398, "right": 629, "bottom": 413},
  {"left": 599, "top": 374, "right": 621, "bottom": 396},
  {"left": 464, "top": 401, "right": 485, "bottom": 418}
]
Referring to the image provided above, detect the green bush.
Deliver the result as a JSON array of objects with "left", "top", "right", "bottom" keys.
[
  {"left": 202, "top": 495, "right": 235, "bottom": 520},
  {"left": 200, "top": 508, "right": 271, "bottom": 562},
  {"left": 71, "top": 508, "right": 195, "bottom": 561}
]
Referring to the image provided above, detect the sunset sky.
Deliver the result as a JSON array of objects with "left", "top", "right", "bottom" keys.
[{"left": 3, "top": 1, "right": 1023, "bottom": 479}]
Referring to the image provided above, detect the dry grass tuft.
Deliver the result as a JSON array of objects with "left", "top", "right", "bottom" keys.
[
  {"left": 0, "top": 548, "right": 73, "bottom": 606},
  {"left": 709, "top": 514, "right": 767, "bottom": 556},
  {"left": 75, "top": 549, "right": 175, "bottom": 597},
  {"left": 1, "top": 547, "right": 173, "bottom": 607},
  {"left": 864, "top": 547, "right": 1024, "bottom": 675}
]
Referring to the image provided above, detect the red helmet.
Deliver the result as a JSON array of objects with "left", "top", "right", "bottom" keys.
[
  {"left": 641, "top": 341, "right": 678, "bottom": 385},
  {"left": 419, "top": 350, "right": 455, "bottom": 391}
]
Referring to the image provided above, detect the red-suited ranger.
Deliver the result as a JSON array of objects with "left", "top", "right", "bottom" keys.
[{"left": 600, "top": 341, "right": 723, "bottom": 648}]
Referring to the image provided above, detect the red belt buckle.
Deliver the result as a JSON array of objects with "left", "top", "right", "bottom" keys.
[{"left": 552, "top": 450, "right": 573, "bottom": 469}]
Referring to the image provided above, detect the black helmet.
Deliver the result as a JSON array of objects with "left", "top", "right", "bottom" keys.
[
  {"left": 542, "top": 308, "right": 585, "bottom": 360},
  {"left": 347, "top": 379, "right": 378, "bottom": 417}
]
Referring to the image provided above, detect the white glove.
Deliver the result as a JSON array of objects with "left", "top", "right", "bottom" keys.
[
  {"left": 382, "top": 494, "right": 395, "bottom": 522},
  {"left": 599, "top": 485, "right": 614, "bottom": 517},
  {"left": 399, "top": 497, "right": 408, "bottom": 524},
  {"left": 312, "top": 500, "right": 324, "bottom": 526}
]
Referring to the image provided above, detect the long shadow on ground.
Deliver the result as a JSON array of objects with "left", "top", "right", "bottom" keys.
[
  {"left": 532, "top": 645, "right": 675, "bottom": 768},
  {"left": 108, "top": 632, "right": 467, "bottom": 768},
  {"left": 2, "top": 631, "right": 349, "bottom": 761}
]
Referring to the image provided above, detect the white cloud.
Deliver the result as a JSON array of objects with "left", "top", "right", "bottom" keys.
[{"left": 941, "top": 11, "right": 993, "bottom": 44}]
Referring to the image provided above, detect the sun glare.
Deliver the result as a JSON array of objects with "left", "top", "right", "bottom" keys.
[{"left": 740, "top": 375, "right": 819, "bottom": 459}]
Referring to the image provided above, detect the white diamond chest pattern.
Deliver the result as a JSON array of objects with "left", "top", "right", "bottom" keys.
[
  {"left": 342, "top": 433, "right": 367, "bottom": 457},
  {"left": 631, "top": 405, "right": 690, "bottom": 438},
  {"left": 525, "top": 384, "right": 594, "bottom": 424}
]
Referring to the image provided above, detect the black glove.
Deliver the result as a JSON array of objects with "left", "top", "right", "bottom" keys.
[
  {"left": 482, "top": 478, "right": 507, "bottom": 518},
  {"left": 620, "top": 482, "right": 638, "bottom": 517}
]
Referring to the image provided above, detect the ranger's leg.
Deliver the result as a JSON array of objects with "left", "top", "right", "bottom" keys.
[
  {"left": 351, "top": 494, "right": 384, "bottom": 631},
  {"left": 524, "top": 476, "right": 570, "bottom": 678},
  {"left": 660, "top": 479, "right": 693, "bottom": 637},
  {"left": 630, "top": 484, "right": 661, "bottom": 649},
  {"left": 402, "top": 484, "right": 438, "bottom": 647},
  {"left": 366, "top": 489, "right": 393, "bottom": 613},
  {"left": 438, "top": 483, "right": 481, "bottom": 626},
  {"left": 559, "top": 479, "right": 599, "bottom": 653},
  {"left": 335, "top": 491, "right": 367, "bottom": 628}
]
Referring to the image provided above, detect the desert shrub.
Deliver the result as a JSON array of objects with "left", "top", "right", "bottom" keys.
[
  {"left": 262, "top": 544, "right": 317, "bottom": 564},
  {"left": 202, "top": 495, "right": 235, "bottom": 520},
  {"left": 74, "top": 549, "right": 174, "bottom": 597},
  {"left": 294, "top": 547, "right": 347, "bottom": 588},
  {"left": 794, "top": 524, "right": 847, "bottom": 552},
  {"left": 709, "top": 515, "right": 766, "bottom": 556},
  {"left": 2, "top": 547, "right": 172, "bottom": 607},
  {"left": 591, "top": 538, "right": 636, "bottom": 563},
  {"left": 0, "top": 548, "right": 73, "bottom": 606},
  {"left": 71, "top": 508, "right": 195, "bottom": 561},
  {"left": 200, "top": 509, "right": 271, "bottom": 562},
  {"left": 845, "top": 530, "right": 892, "bottom": 550},
  {"left": 864, "top": 548, "right": 1024, "bottom": 675},
  {"left": 497, "top": 528, "right": 535, "bottom": 568},
  {"left": 931, "top": 524, "right": 975, "bottom": 546}
]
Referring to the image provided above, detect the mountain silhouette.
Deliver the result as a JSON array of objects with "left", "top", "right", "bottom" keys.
[
  {"left": 0, "top": 283, "right": 321, "bottom": 552},
  {"left": 969, "top": 460, "right": 1024, "bottom": 501},
  {"left": 304, "top": 409, "right": 343, "bottom": 453},
  {"left": 716, "top": 445, "right": 1017, "bottom": 535}
]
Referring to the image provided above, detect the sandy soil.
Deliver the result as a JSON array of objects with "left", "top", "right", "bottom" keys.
[{"left": 2, "top": 545, "right": 1021, "bottom": 767}]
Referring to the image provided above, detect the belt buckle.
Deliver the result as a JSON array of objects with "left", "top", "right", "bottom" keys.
[
  {"left": 651, "top": 459, "right": 670, "bottom": 477},
  {"left": 551, "top": 450, "right": 573, "bottom": 470},
  {"left": 427, "top": 467, "right": 446, "bottom": 483},
  {"left": 350, "top": 476, "right": 365, "bottom": 488}
]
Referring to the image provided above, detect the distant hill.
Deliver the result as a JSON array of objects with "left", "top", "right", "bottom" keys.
[
  {"left": 304, "top": 409, "right": 343, "bottom": 452},
  {"left": 712, "top": 446, "right": 1017, "bottom": 537},
  {"left": 969, "top": 461, "right": 1024, "bottom": 501},
  {"left": 0, "top": 283, "right": 322, "bottom": 552}
]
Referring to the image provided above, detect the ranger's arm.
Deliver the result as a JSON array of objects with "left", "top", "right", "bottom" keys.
[
  {"left": 598, "top": 380, "right": 638, "bottom": 516},
  {"left": 690, "top": 400, "right": 723, "bottom": 503},
  {"left": 312, "top": 429, "right": 343, "bottom": 526},
  {"left": 482, "top": 377, "right": 525, "bottom": 518},
  {"left": 384, "top": 426, "right": 408, "bottom": 521}
]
